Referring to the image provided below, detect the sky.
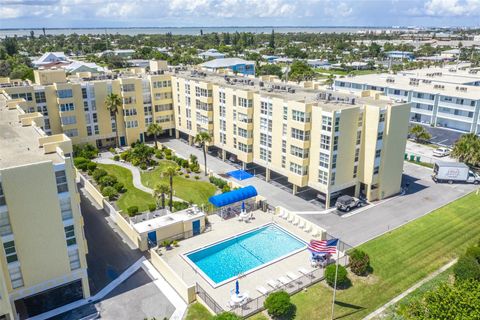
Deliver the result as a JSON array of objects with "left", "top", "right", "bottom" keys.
[{"left": 0, "top": 0, "right": 479, "bottom": 29}]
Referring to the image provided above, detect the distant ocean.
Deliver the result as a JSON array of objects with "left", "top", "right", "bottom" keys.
[{"left": 0, "top": 26, "right": 402, "bottom": 38}]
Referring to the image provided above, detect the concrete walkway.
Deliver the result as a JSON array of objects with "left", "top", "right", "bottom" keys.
[
  {"left": 363, "top": 259, "right": 457, "bottom": 320},
  {"left": 161, "top": 138, "right": 320, "bottom": 211},
  {"left": 94, "top": 157, "right": 184, "bottom": 202}
]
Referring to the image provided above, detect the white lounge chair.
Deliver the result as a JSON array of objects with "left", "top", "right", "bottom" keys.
[
  {"left": 293, "top": 217, "right": 300, "bottom": 226},
  {"left": 279, "top": 211, "right": 287, "bottom": 219},
  {"left": 267, "top": 280, "right": 280, "bottom": 288},
  {"left": 299, "top": 267, "right": 313, "bottom": 276},
  {"left": 287, "top": 272, "right": 300, "bottom": 281},
  {"left": 298, "top": 220, "right": 306, "bottom": 229},
  {"left": 304, "top": 224, "right": 312, "bottom": 233},
  {"left": 278, "top": 276, "right": 290, "bottom": 286},
  {"left": 287, "top": 214, "right": 294, "bottom": 223},
  {"left": 256, "top": 286, "right": 270, "bottom": 295},
  {"left": 311, "top": 228, "right": 321, "bottom": 237}
]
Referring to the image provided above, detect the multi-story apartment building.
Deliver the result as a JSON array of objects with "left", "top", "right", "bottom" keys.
[
  {"left": 1, "top": 64, "right": 410, "bottom": 208},
  {"left": 0, "top": 95, "right": 90, "bottom": 319},
  {"left": 334, "top": 65, "right": 480, "bottom": 135}
]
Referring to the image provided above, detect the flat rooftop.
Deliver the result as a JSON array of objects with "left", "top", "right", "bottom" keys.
[{"left": 0, "top": 95, "right": 63, "bottom": 169}]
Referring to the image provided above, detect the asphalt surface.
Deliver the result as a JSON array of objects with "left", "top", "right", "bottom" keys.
[{"left": 300, "top": 162, "right": 477, "bottom": 247}]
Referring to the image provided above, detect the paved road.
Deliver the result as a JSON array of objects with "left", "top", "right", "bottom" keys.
[
  {"left": 161, "top": 138, "right": 320, "bottom": 211},
  {"left": 80, "top": 189, "right": 143, "bottom": 294},
  {"left": 299, "top": 162, "right": 477, "bottom": 247}
]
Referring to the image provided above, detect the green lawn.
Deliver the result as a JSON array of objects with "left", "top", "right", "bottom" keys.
[
  {"left": 289, "top": 191, "right": 480, "bottom": 320},
  {"left": 97, "top": 163, "right": 155, "bottom": 213},
  {"left": 185, "top": 303, "right": 212, "bottom": 320},
  {"left": 141, "top": 160, "right": 217, "bottom": 206}
]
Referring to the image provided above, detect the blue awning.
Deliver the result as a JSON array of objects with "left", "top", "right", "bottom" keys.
[{"left": 208, "top": 186, "right": 258, "bottom": 207}]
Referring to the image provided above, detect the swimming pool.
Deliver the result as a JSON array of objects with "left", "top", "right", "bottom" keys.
[{"left": 185, "top": 224, "right": 306, "bottom": 286}]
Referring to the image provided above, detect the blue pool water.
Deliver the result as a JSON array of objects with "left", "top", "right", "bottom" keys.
[
  {"left": 186, "top": 224, "right": 306, "bottom": 285},
  {"left": 227, "top": 169, "right": 254, "bottom": 181}
]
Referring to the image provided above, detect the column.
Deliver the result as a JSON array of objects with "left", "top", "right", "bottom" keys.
[
  {"left": 242, "top": 162, "right": 246, "bottom": 170},
  {"left": 188, "top": 135, "right": 193, "bottom": 145},
  {"left": 222, "top": 149, "right": 226, "bottom": 161},
  {"left": 292, "top": 184, "right": 297, "bottom": 195},
  {"left": 169, "top": 128, "right": 173, "bottom": 136},
  {"left": 175, "top": 130, "right": 180, "bottom": 139},
  {"left": 325, "top": 192, "right": 331, "bottom": 208},
  {"left": 266, "top": 168, "right": 271, "bottom": 182}
]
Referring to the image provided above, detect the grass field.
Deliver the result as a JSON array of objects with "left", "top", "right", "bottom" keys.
[
  {"left": 97, "top": 163, "right": 155, "bottom": 212},
  {"left": 185, "top": 303, "right": 212, "bottom": 320},
  {"left": 141, "top": 160, "right": 216, "bottom": 206},
  {"left": 288, "top": 191, "right": 480, "bottom": 320}
]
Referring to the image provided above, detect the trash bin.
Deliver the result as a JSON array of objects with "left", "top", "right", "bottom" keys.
[
  {"left": 404, "top": 153, "right": 408, "bottom": 160},
  {"left": 410, "top": 155, "right": 415, "bottom": 161},
  {"left": 416, "top": 156, "right": 421, "bottom": 162}
]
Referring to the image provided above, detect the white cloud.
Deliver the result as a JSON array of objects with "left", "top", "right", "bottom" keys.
[
  {"left": 0, "top": 6, "right": 21, "bottom": 18},
  {"left": 411, "top": 0, "right": 480, "bottom": 16}
]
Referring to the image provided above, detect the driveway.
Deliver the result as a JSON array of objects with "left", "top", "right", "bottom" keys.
[
  {"left": 161, "top": 138, "right": 321, "bottom": 211},
  {"left": 405, "top": 141, "right": 455, "bottom": 164},
  {"left": 299, "top": 162, "right": 477, "bottom": 247}
]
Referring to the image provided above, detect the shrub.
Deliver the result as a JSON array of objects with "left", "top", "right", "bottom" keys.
[
  {"left": 148, "top": 203, "right": 157, "bottom": 212},
  {"left": 92, "top": 168, "right": 108, "bottom": 182},
  {"left": 325, "top": 264, "right": 349, "bottom": 288},
  {"left": 120, "top": 152, "right": 129, "bottom": 161},
  {"left": 87, "top": 162, "right": 97, "bottom": 172},
  {"left": 176, "top": 166, "right": 181, "bottom": 171},
  {"left": 155, "top": 150, "right": 164, "bottom": 159},
  {"left": 102, "top": 186, "right": 118, "bottom": 200},
  {"left": 127, "top": 206, "right": 139, "bottom": 215},
  {"left": 212, "top": 312, "right": 242, "bottom": 320},
  {"left": 182, "top": 159, "right": 189, "bottom": 168},
  {"left": 264, "top": 291, "right": 295, "bottom": 319},
  {"left": 194, "top": 175, "right": 200, "bottom": 180},
  {"left": 131, "top": 158, "right": 140, "bottom": 166},
  {"left": 222, "top": 185, "right": 231, "bottom": 193},
  {"left": 164, "top": 148, "right": 172, "bottom": 156},
  {"left": 140, "top": 163, "right": 148, "bottom": 170},
  {"left": 465, "top": 245, "right": 480, "bottom": 264},
  {"left": 73, "top": 143, "right": 98, "bottom": 159},
  {"left": 165, "top": 154, "right": 172, "bottom": 160},
  {"left": 73, "top": 157, "right": 89, "bottom": 167},
  {"left": 453, "top": 254, "right": 480, "bottom": 282},
  {"left": 186, "top": 168, "right": 191, "bottom": 173},
  {"left": 349, "top": 249, "right": 371, "bottom": 276},
  {"left": 113, "top": 182, "right": 126, "bottom": 193},
  {"left": 113, "top": 155, "right": 120, "bottom": 161},
  {"left": 172, "top": 240, "right": 179, "bottom": 247},
  {"left": 178, "top": 171, "right": 184, "bottom": 175},
  {"left": 172, "top": 201, "right": 189, "bottom": 211},
  {"left": 99, "top": 175, "right": 117, "bottom": 187},
  {"left": 185, "top": 174, "right": 190, "bottom": 179}
]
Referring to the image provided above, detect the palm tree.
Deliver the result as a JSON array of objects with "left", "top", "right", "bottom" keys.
[
  {"left": 147, "top": 123, "right": 163, "bottom": 149},
  {"left": 451, "top": 133, "right": 480, "bottom": 166},
  {"left": 153, "top": 183, "right": 170, "bottom": 209},
  {"left": 105, "top": 93, "right": 122, "bottom": 148},
  {"left": 409, "top": 124, "right": 432, "bottom": 143},
  {"left": 325, "top": 74, "right": 335, "bottom": 88},
  {"left": 163, "top": 165, "right": 178, "bottom": 211},
  {"left": 194, "top": 131, "right": 212, "bottom": 176}
]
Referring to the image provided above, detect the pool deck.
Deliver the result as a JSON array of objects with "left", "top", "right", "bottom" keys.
[{"left": 160, "top": 210, "right": 323, "bottom": 309}]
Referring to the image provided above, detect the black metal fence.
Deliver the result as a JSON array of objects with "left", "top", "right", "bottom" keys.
[{"left": 196, "top": 283, "right": 224, "bottom": 314}]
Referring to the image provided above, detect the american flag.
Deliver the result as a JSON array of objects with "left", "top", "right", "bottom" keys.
[{"left": 308, "top": 238, "right": 339, "bottom": 254}]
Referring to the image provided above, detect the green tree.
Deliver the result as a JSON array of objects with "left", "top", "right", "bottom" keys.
[
  {"left": 194, "top": 131, "right": 212, "bottom": 176},
  {"left": 409, "top": 124, "right": 432, "bottom": 143},
  {"left": 269, "top": 29, "right": 275, "bottom": 49},
  {"left": 451, "top": 133, "right": 480, "bottom": 166},
  {"left": 105, "top": 93, "right": 122, "bottom": 148},
  {"left": 349, "top": 249, "right": 371, "bottom": 276},
  {"left": 288, "top": 60, "right": 314, "bottom": 82},
  {"left": 325, "top": 73, "right": 335, "bottom": 88},
  {"left": 264, "top": 291, "right": 296, "bottom": 319},
  {"left": 3, "top": 37, "right": 18, "bottom": 56},
  {"left": 163, "top": 165, "right": 178, "bottom": 211},
  {"left": 324, "top": 264, "right": 349, "bottom": 288},
  {"left": 257, "top": 64, "right": 283, "bottom": 78},
  {"left": 153, "top": 183, "right": 169, "bottom": 209},
  {"left": 146, "top": 123, "right": 163, "bottom": 149}
]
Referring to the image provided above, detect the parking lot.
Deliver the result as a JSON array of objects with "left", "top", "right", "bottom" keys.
[
  {"left": 300, "top": 161, "right": 478, "bottom": 246},
  {"left": 405, "top": 140, "right": 456, "bottom": 164}
]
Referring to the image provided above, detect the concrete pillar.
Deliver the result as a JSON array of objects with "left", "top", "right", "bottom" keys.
[
  {"left": 325, "top": 193, "right": 331, "bottom": 208},
  {"left": 266, "top": 168, "right": 271, "bottom": 182},
  {"left": 222, "top": 149, "right": 227, "bottom": 161},
  {"left": 175, "top": 130, "right": 180, "bottom": 139},
  {"left": 169, "top": 128, "right": 173, "bottom": 136},
  {"left": 188, "top": 135, "right": 193, "bottom": 145},
  {"left": 242, "top": 162, "right": 246, "bottom": 170},
  {"left": 292, "top": 185, "right": 298, "bottom": 195}
]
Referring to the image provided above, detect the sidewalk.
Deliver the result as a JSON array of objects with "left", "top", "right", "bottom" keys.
[{"left": 161, "top": 138, "right": 320, "bottom": 211}]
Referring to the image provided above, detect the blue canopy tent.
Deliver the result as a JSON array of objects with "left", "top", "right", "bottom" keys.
[{"left": 208, "top": 185, "right": 258, "bottom": 207}]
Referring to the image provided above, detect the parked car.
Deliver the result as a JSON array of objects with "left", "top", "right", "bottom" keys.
[
  {"left": 335, "top": 195, "right": 362, "bottom": 212},
  {"left": 433, "top": 147, "right": 451, "bottom": 157},
  {"left": 432, "top": 161, "right": 480, "bottom": 184}
]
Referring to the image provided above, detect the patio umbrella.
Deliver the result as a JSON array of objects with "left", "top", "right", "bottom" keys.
[
  {"left": 241, "top": 201, "right": 245, "bottom": 211},
  {"left": 235, "top": 280, "right": 240, "bottom": 295}
]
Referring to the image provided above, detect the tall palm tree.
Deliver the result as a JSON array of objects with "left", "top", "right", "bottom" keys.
[
  {"left": 105, "top": 93, "right": 122, "bottom": 148},
  {"left": 153, "top": 183, "right": 170, "bottom": 209},
  {"left": 163, "top": 165, "right": 178, "bottom": 211},
  {"left": 194, "top": 131, "right": 212, "bottom": 176},
  {"left": 147, "top": 123, "right": 163, "bottom": 149},
  {"left": 409, "top": 124, "right": 432, "bottom": 143},
  {"left": 451, "top": 133, "right": 480, "bottom": 166},
  {"left": 325, "top": 74, "right": 335, "bottom": 89}
]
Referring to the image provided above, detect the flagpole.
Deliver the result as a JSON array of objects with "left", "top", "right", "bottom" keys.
[{"left": 330, "top": 240, "right": 340, "bottom": 320}]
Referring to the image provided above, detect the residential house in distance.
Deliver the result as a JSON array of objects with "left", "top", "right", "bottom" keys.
[
  {"left": 32, "top": 52, "right": 69, "bottom": 68},
  {"left": 385, "top": 51, "right": 415, "bottom": 60},
  {"left": 198, "top": 49, "right": 226, "bottom": 60},
  {"left": 199, "top": 58, "right": 255, "bottom": 75},
  {"left": 0, "top": 95, "right": 90, "bottom": 319}
]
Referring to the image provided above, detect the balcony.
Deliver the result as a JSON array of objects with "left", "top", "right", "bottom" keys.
[{"left": 436, "top": 112, "right": 474, "bottom": 124}]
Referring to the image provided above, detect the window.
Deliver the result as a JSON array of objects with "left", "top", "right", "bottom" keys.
[
  {"left": 64, "top": 225, "right": 76, "bottom": 246},
  {"left": 291, "top": 145, "right": 309, "bottom": 159},
  {"left": 11, "top": 92, "right": 33, "bottom": 101},
  {"left": 195, "top": 87, "right": 211, "bottom": 98},
  {"left": 355, "top": 148, "right": 360, "bottom": 162},
  {"left": 282, "top": 140, "right": 287, "bottom": 153},
  {"left": 260, "top": 133, "right": 272, "bottom": 148},
  {"left": 334, "top": 117, "right": 340, "bottom": 132},
  {"left": 290, "top": 162, "right": 308, "bottom": 175},
  {"left": 219, "top": 105, "right": 226, "bottom": 118},
  {"left": 379, "top": 113, "right": 386, "bottom": 122},
  {"left": 319, "top": 152, "right": 329, "bottom": 168},
  {"left": 320, "top": 135, "right": 330, "bottom": 150},
  {"left": 9, "top": 265, "right": 23, "bottom": 289},
  {"left": 219, "top": 132, "right": 226, "bottom": 144},
  {"left": 195, "top": 100, "right": 212, "bottom": 111},
  {"left": 322, "top": 116, "right": 332, "bottom": 131},
  {"left": 260, "top": 118, "right": 272, "bottom": 132},
  {"left": 375, "top": 149, "right": 381, "bottom": 158},
  {"left": 260, "top": 148, "right": 271, "bottom": 162},
  {"left": 282, "top": 124, "right": 287, "bottom": 136},
  {"left": 35, "top": 91, "right": 46, "bottom": 103},
  {"left": 94, "top": 125, "right": 99, "bottom": 135},
  {"left": 238, "top": 143, "right": 252, "bottom": 153},
  {"left": 238, "top": 97, "right": 252, "bottom": 108},
  {"left": 0, "top": 184, "right": 5, "bottom": 206},
  {"left": 353, "top": 165, "right": 358, "bottom": 178},
  {"left": 57, "top": 89, "right": 73, "bottom": 99},
  {"left": 0, "top": 210, "right": 12, "bottom": 236},
  {"left": 81, "top": 88, "right": 88, "bottom": 99},
  {"left": 61, "top": 116, "right": 76, "bottom": 126},
  {"left": 281, "top": 155, "right": 286, "bottom": 168},
  {"left": 64, "top": 129, "right": 78, "bottom": 137},
  {"left": 60, "top": 197, "right": 73, "bottom": 221},
  {"left": 86, "top": 126, "right": 92, "bottom": 136},
  {"left": 373, "top": 166, "right": 380, "bottom": 174},
  {"left": 292, "top": 110, "right": 310, "bottom": 122},
  {"left": 123, "top": 108, "right": 137, "bottom": 116},
  {"left": 122, "top": 96, "right": 136, "bottom": 104},
  {"left": 126, "top": 120, "right": 139, "bottom": 128},
  {"left": 152, "top": 80, "right": 172, "bottom": 88},
  {"left": 260, "top": 101, "right": 272, "bottom": 116},
  {"left": 60, "top": 103, "right": 75, "bottom": 112},
  {"left": 3, "top": 241, "right": 17, "bottom": 263},
  {"left": 185, "top": 84, "right": 190, "bottom": 94},
  {"left": 283, "top": 106, "right": 288, "bottom": 120},
  {"left": 318, "top": 170, "right": 329, "bottom": 185},
  {"left": 219, "top": 119, "right": 227, "bottom": 132},
  {"left": 155, "top": 92, "right": 172, "bottom": 100},
  {"left": 332, "top": 154, "right": 337, "bottom": 169},
  {"left": 333, "top": 136, "right": 339, "bottom": 151},
  {"left": 68, "top": 249, "right": 81, "bottom": 271},
  {"left": 238, "top": 113, "right": 252, "bottom": 123},
  {"left": 156, "top": 115, "right": 173, "bottom": 123},
  {"left": 291, "top": 128, "right": 309, "bottom": 141},
  {"left": 377, "top": 131, "right": 383, "bottom": 141},
  {"left": 56, "top": 170, "right": 69, "bottom": 194},
  {"left": 358, "top": 113, "right": 363, "bottom": 127},
  {"left": 331, "top": 172, "right": 336, "bottom": 185},
  {"left": 121, "top": 84, "right": 135, "bottom": 92},
  {"left": 356, "top": 131, "right": 362, "bottom": 145},
  {"left": 219, "top": 91, "right": 226, "bottom": 104}
]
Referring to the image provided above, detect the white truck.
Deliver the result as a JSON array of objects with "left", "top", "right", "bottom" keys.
[{"left": 432, "top": 161, "right": 480, "bottom": 184}]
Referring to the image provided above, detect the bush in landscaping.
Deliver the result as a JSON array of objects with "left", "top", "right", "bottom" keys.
[
  {"left": 113, "top": 155, "right": 120, "bottom": 161},
  {"left": 113, "top": 182, "right": 126, "bottom": 193},
  {"left": 178, "top": 171, "right": 183, "bottom": 175},
  {"left": 165, "top": 154, "right": 172, "bottom": 160},
  {"left": 73, "top": 157, "right": 89, "bottom": 169},
  {"left": 99, "top": 175, "right": 117, "bottom": 188},
  {"left": 155, "top": 150, "right": 164, "bottom": 159},
  {"left": 349, "top": 249, "right": 371, "bottom": 276},
  {"left": 109, "top": 147, "right": 116, "bottom": 154},
  {"left": 172, "top": 201, "right": 189, "bottom": 212},
  {"left": 465, "top": 245, "right": 480, "bottom": 264},
  {"left": 222, "top": 185, "right": 231, "bottom": 193},
  {"left": 148, "top": 203, "right": 157, "bottom": 212},
  {"left": 453, "top": 254, "right": 480, "bottom": 282},
  {"left": 212, "top": 312, "right": 242, "bottom": 320},
  {"left": 92, "top": 168, "right": 108, "bottom": 182},
  {"left": 120, "top": 152, "right": 129, "bottom": 161},
  {"left": 87, "top": 162, "right": 97, "bottom": 173},
  {"left": 181, "top": 159, "right": 189, "bottom": 168},
  {"left": 127, "top": 206, "right": 139, "bottom": 215},
  {"left": 264, "top": 291, "right": 296, "bottom": 319},
  {"left": 102, "top": 186, "right": 118, "bottom": 200},
  {"left": 325, "top": 264, "right": 350, "bottom": 288},
  {"left": 194, "top": 175, "right": 200, "bottom": 180},
  {"left": 189, "top": 163, "right": 199, "bottom": 172},
  {"left": 140, "top": 163, "right": 147, "bottom": 170},
  {"left": 164, "top": 148, "right": 172, "bottom": 156},
  {"left": 185, "top": 174, "right": 190, "bottom": 179},
  {"left": 209, "top": 176, "right": 228, "bottom": 189},
  {"left": 73, "top": 143, "right": 98, "bottom": 159}
]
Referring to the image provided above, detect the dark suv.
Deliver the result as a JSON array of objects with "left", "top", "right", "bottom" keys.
[{"left": 335, "top": 195, "right": 362, "bottom": 212}]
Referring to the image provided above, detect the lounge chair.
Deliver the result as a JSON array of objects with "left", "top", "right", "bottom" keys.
[
  {"left": 267, "top": 280, "right": 280, "bottom": 289},
  {"left": 311, "top": 228, "right": 321, "bottom": 237},
  {"left": 304, "top": 224, "right": 312, "bottom": 233},
  {"left": 278, "top": 276, "right": 290, "bottom": 286},
  {"left": 293, "top": 217, "right": 300, "bottom": 226},
  {"left": 279, "top": 211, "right": 288, "bottom": 219},
  {"left": 298, "top": 220, "right": 306, "bottom": 229},
  {"left": 287, "top": 214, "right": 294, "bottom": 223},
  {"left": 256, "top": 286, "right": 271, "bottom": 295},
  {"left": 287, "top": 272, "right": 300, "bottom": 281},
  {"left": 299, "top": 267, "right": 312, "bottom": 276}
]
